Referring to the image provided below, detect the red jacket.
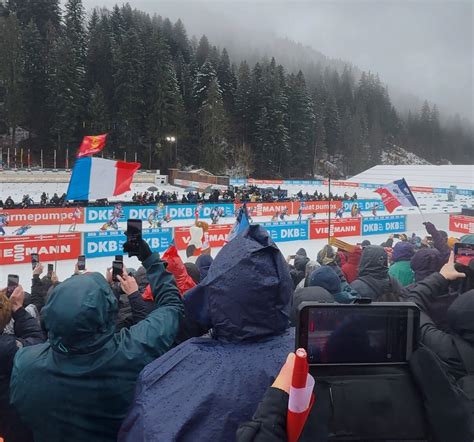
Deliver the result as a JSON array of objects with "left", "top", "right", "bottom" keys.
[{"left": 341, "top": 247, "right": 362, "bottom": 283}]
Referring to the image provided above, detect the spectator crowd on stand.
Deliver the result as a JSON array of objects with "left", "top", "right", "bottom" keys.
[
  {"left": 1, "top": 218, "right": 473, "bottom": 442},
  {"left": 0, "top": 186, "right": 358, "bottom": 210}
]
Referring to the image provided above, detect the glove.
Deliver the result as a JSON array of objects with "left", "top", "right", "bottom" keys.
[
  {"left": 423, "top": 222, "right": 436, "bottom": 235},
  {"left": 123, "top": 239, "right": 153, "bottom": 262}
]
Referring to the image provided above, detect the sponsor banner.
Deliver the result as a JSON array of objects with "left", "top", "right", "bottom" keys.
[
  {"left": 449, "top": 215, "right": 474, "bottom": 235},
  {"left": 309, "top": 218, "right": 361, "bottom": 239},
  {"left": 260, "top": 221, "right": 309, "bottom": 242},
  {"left": 242, "top": 202, "right": 294, "bottom": 218},
  {"left": 84, "top": 228, "right": 173, "bottom": 258},
  {"left": 174, "top": 224, "right": 233, "bottom": 250},
  {"left": 361, "top": 215, "right": 406, "bottom": 236},
  {"left": 0, "top": 208, "right": 85, "bottom": 227},
  {"left": 322, "top": 180, "right": 359, "bottom": 187},
  {"left": 229, "top": 178, "right": 247, "bottom": 186},
  {"left": 247, "top": 179, "right": 284, "bottom": 185},
  {"left": 0, "top": 233, "right": 81, "bottom": 265},
  {"left": 342, "top": 199, "right": 384, "bottom": 212},
  {"left": 294, "top": 201, "right": 342, "bottom": 215},
  {"left": 174, "top": 178, "right": 227, "bottom": 191},
  {"left": 86, "top": 204, "right": 235, "bottom": 223},
  {"left": 359, "top": 183, "right": 381, "bottom": 189},
  {"left": 410, "top": 186, "right": 434, "bottom": 193}
]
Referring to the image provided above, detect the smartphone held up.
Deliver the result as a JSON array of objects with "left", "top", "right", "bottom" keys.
[{"left": 125, "top": 219, "right": 142, "bottom": 257}]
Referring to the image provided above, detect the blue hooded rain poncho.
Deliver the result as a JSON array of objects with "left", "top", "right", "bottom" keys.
[{"left": 119, "top": 225, "right": 295, "bottom": 442}]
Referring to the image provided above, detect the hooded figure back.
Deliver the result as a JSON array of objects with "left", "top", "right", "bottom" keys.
[
  {"left": 351, "top": 246, "right": 402, "bottom": 300},
  {"left": 10, "top": 255, "right": 183, "bottom": 442},
  {"left": 119, "top": 225, "right": 294, "bottom": 442}
]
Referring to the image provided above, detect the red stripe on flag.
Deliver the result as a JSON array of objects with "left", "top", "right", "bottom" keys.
[
  {"left": 113, "top": 161, "right": 141, "bottom": 196},
  {"left": 374, "top": 187, "right": 401, "bottom": 213}
]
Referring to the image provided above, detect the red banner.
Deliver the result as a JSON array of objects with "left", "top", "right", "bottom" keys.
[
  {"left": 241, "top": 202, "right": 293, "bottom": 218},
  {"left": 309, "top": 218, "right": 361, "bottom": 240},
  {"left": 174, "top": 224, "right": 233, "bottom": 250},
  {"left": 410, "top": 186, "right": 434, "bottom": 193},
  {"left": 322, "top": 180, "right": 359, "bottom": 188},
  {"left": 449, "top": 215, "right": 474, "bottom": 235},
  {"left": 294, "top": 201, "right": 342, "bottom": 215},
  {"left": 0, "top": 233, "right": 82, "bottom": 265},
  {"left": 247, "top": 179, "right": 284, "bottom": 185},
  {"left": 0, "top": 208, "right": 84, "bottom": 227}
]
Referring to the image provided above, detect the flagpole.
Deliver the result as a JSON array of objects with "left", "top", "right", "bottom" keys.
[{"left": 327, "top": 173, "right": 331, "bottom": 244}]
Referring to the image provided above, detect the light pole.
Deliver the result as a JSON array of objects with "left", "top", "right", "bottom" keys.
[{"left": 166, "top": 136, "right": 177, "bottom": 165}]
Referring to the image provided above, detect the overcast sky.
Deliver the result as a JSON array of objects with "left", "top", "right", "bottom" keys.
[{"left": 83, "top": 0, "right": 473, "bottom": 121}]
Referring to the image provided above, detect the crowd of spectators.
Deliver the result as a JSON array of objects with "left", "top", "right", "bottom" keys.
[
  {"left": 0, "top": 186, "right": 358, "bottom": 210},
  {"left": 1, "top": 220, "right": 473, "bottom": 441}
]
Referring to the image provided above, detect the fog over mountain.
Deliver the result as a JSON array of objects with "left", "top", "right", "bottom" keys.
[{"left": 83, "top": 0, "right": 473, "bottom": 122}]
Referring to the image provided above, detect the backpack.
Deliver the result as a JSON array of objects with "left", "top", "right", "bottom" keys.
[{"left": 453, "top": 336, "right": 474, "bottom": 434}]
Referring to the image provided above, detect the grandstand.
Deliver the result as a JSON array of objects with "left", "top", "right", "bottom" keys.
[{"left": 350, "top": 165, "right": 474, "bottom": 190}]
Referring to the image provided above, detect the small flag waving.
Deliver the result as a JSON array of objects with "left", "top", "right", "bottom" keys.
[
  {"left": 374, "top": 178, "right": 419, "bottom": 213},
  {"left": 227, "top": 204, "right": 250, "bottom": 242},
  {"left": 77, "top": 133, "right": 108, "bottom": 158},
  {"left": 287, "top": 348, "right": 315, "bottom": 442},
  {"left": 66, "top": 157, "right": 140, "bottom": 200}
]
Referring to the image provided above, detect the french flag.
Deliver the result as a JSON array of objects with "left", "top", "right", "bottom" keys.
[
  {"left": 66, "top": 157, "right": 140, "bottom": 201},
  {"left": 374, "top": 178, "right": 419, "bottom": 213}
]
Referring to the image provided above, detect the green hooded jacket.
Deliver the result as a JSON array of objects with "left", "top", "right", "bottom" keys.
[
  {"left": 10, "top": 253, "right": 183, "bottom": 442},
  {"left": 389, "top": 260, "right": 415, "bottom": 287}
]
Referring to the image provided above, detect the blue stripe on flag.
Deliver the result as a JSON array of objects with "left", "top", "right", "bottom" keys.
[{"left": 66, "top": 157, "right": 92, "bottom": 200}]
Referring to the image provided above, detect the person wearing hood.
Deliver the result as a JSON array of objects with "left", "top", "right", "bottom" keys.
[
  {"left": 118, "top": 225, "right": 294, "bottom": 442},
  {"left": 289, "top": 253, "right": 310, "bottom": 288},
  {"left": 388, "top": 241, "right": 415, "bottom": 286},
  {"left": 1, "top": 286, "right": 44, "bottom": 442},
  {"left": 351, "top": 245, "right": 403, "bottom": 301},
  {"left": 308, "top": 266, "right": 356, "bottom": 304},
  {"left": 407, "top": 254, "right": 474, "bottom": 383},
  {"left": 10, "top": 241, "right": 183, "bottom": 442},
  {"left": 411, "top": 248, "right": 443, "bottom": 283},
  {"left": 196, "top": 254, "right": 214, "bottom": 281},
  {"left": 317, "top": 245, "right": 359, "bottom": 301},
  {"left": 341, "top": 246, "right": 362, "bottom": 283},
  {"left": 295, "top": 260, "right": 320, "bottom": 289}
]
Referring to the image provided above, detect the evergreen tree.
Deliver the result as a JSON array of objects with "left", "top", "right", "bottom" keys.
[
  {"left": 113, "top": 27, "right": 145, "bottom": 151},
  {"left": 324, "top": 94, "right": 340, "bottom": 156},
  {"left": 0, "top": 13, "right": 23, "bottom": 147},
  {"left": 287, "top": 71, "right": 314, "bottom": 177},
  {"left": 195, "top": 35, "right": 210, "bottom": 67},
  {"left": 199, "top": 77, "right": 228, "bottom": 173},
  {"left": 87, "top": 83, "right": 108, "bottom": 133},
  {"left": 217, "top": 48, "right": 236, "bottom": 114},
  {"left": 235, "top": 60, "right": 252, "bottom": 143}
]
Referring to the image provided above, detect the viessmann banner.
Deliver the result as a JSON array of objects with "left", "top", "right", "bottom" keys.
[
  {"left": 449, "top": 215, "right": 474, "bottom": 234},
  {"left": 0, "top": 233, "right": 82, "bottom": 265},
  {"left": 84, "top": 228, "right": 173, "bottom": 258},
  {"left": 309, "top": 218, "right": 361, "bottom": 240},
  {"left": 0, "top": 208, "right": 85, "bottom": 227}
]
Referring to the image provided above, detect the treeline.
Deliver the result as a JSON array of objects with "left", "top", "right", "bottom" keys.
[{"left": 0, "top": 1, "right": 471, "bottom": 177}]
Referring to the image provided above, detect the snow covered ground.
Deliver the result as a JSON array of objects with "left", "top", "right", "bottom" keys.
[{"left": 1, "top": 176, "right": 472, "bottom": 287}]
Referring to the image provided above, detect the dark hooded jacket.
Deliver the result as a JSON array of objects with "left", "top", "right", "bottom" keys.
[
  {"left": 0, "top": 308, "right": 44, "bottom": 442},
  {"left": 351, "top": 245, "right": 403, "bottom": 301},
  {"left": 291, "top": 286, "right": 334, "bottom": 325},
  {"left": 290, "top": 254, "right": 310, "bottom": 288},
  {"left": 10, "top": 254, "right": 183, "bottom": 442},
  {"left": 118, "top": 225, "right": 294, "bottom": 442},
  {"left": 411, "top": 248, "right": 443, "bottom": 282},
  {"left": 407, "top": 272, "right": 474, "bottom": 380},
  {"left": 196, "top": 254, "right": 213, "bottom": 281}
]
